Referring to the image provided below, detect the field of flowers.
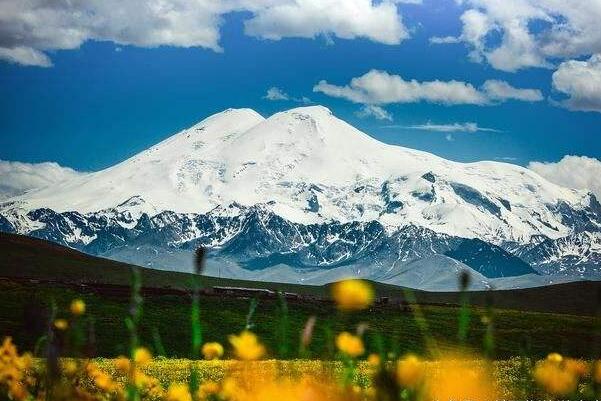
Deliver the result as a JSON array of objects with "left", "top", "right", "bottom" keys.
[{"left": 1, "top": 267, "right": 600, "bottom": 401}]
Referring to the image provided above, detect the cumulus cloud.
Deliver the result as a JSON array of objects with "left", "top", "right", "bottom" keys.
[
  {"left": 0, "top": 0, "right": 412, "bottom": 67},
  {"left": 386, "top": 121, "right": 499, "bottom": 132},
  {"left": 245, "top": 0, "right": 409, "bottom": 45},
  {"left": 481, "top": 80, "right": 543, "bottom": 102},
  {"left": 551, "top": 54, "right": 601, "bottom": 113},
  {"left": 313, "top": 70, "right": 542, "bottom": 106},
  {"left": 355, "top": 105, "right": 393, "bottom": 121},
  {"left": 0, "top": 160, "right": 85, "bottom": 201},
  {"left": 528, "top": 155, "right": 601, "bottom": 199},
  {"left": 264, "top": 87, "right": 290, "bottom": 100},
  {"left": 436, "top": 1, "right": 601, "bottom": 72}
]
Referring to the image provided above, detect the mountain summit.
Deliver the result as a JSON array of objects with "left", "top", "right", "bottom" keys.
[{"left": 1, "top": 107, "right": 600, "bottom": 289}]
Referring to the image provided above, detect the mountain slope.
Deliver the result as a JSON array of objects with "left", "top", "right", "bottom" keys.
[{"left": 1, "top": 106, "right": 600, "bottom": 286}]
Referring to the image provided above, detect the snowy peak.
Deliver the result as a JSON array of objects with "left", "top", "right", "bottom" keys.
[
  {"left": 1, "top": 105, "right": 600, "bottom": 285},
  {"left": 1, "top": 105, "right": 598, "bottom": 247}
]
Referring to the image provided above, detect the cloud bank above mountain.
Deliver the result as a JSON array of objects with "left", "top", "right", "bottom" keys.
[
  {"left": 528, "top": 155, "right": 601, "bottom": 199},
  {"left": 0, "top": 160, "right": 85, "bottom": 200}
]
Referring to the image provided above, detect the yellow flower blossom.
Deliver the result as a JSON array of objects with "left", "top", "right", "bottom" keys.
[
  {"left": 197, "top": 381, "right": 220, "bottom": 399},
  {"left": 86, "top": 362, "right": 118, "bottom": 392},
  {"left": 70, "top": 299, "right": 86, "bottom": 315},
  {"left": 534, "top": 359, "right": 578, "bottom": 396},
  {"left": 220, "top": 378, "right": 240, "bottom": 400},
  {"left": 331, "top": 279, "right": 374, "bottom": 311},
  {"left": 335, "top": 332, "right": 364, "bottom": 357},
  {"left": 62, "top": 360, "right": 78, "bottom": 376},
  {"left": 114, "top": 356, "right": 131, "bottom": 374},
  {"left": 367, "top": 353, "right": 381, "bottom": 367},
  {"left": 53, "top": 319, "right": 68, "bottom": 331},
  {"left": 426, "top": 358, "right": 498, "bottom": 401},
  {"left": 396, "top": 354, "right": 424, "bottom": 389},
  {"left": 0, "top": 337, "right": 31, "bottom": 393},
  {"left": 593, "top": 361, "right": 601, "bottom": 383},
  {"left": 166, "top": 382, "right": 192, "bottom": 401},
  {"left": 8, "top": 381, "right": 27, "bottom": 401},
  {"left": 134, "top": 347, "right": 152, "bottom": 366},
  {"left": 564, "top": 358, "right": 589, "bottom": 377},
  {"left": 202, "top": 342, "right": 224, "bottom": 360},
  {"left": 229, "top": 331, "right": 266, "bottom": 361},
  {"left": 547, "top": 352, "right": 563, "bottom": 363}
]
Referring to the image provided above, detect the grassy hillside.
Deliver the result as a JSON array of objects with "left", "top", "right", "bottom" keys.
[
  {"left": 1, "top": 232, "right": 600, "bottom": 315},
  {"left": 0, "top": 232, "right": 600, "bottom": 359}
]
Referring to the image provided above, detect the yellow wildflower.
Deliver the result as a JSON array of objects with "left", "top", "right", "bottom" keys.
[
  {"left": 53, "top": 319, "right": 68, "bottom": 331},
  {"left": 367, "top": 353, "right": 381, "bottom": 367},
  {"left": 133, "top": 347, "right": 152, "bottom": 366},
  {"left": 198, "top": 381, "right": 220, "bottom": 399},
  {"left": 202, "top": 342, "right": 224, "bottom": 360},
  {"left": 61, "top": 360, "right": 78, "bottom": 376},
  {"left": 114, "top": 356, "right": 131, "bottom": 374},
  {"left": 220, "top": 378, "right": 242, "bottom": 400},
  {"left": 426, "top": 358, "right": 498, "bottom": 401},
  {"left": 134, "top": 370, "right": 153, "bottom": 388},
  {"left": 547, "top": 352, "right": 563, "bottom": 363},
  {"left": 70, "top": 299, "right": 86, "bottom": 315},
  {"left": 335, "top": 332, "right": 364, "bottom": 357},
  {"left": 86, "top": 363, "right": 117, "bottom": 392},
  {"left": 332, "top": 279, "right": 374, "bottom": 311},
  {"left": 396, "top": 354, "right": 424, "bottom": 389},
  {"left": 229, "top": 331, "right": 266, "bottom": 361},
  {"left": 564, "top": 358, "right": 589, "bottom": 377},
  {"left": 534, "top": 359, "right": 577, "bottom": 396},
  {"left": 594, "top": 361, "right": 601, "bottom": 383},
  {"left": 166, "top": 383, "right": 192, "bottom": 401},
  {"left": 8, "top": 381, "right": 27, "bottom": 401}
]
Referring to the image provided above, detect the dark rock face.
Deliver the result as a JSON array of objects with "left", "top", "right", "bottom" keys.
[
  {"left": 450, "top": 183, "right": 501, "bottom": 217},
  {"left": 1, "top": 191, "right": 599, "bottom": 279},
  {"left": 0, "top": 202, "right": 540, "bottom": 279},
  {"left": 0, "top": 215, "right": 15, "bottom": 233}
]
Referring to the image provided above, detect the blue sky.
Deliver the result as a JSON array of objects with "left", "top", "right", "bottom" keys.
[{"left": 1, "top": 0, "right": 600, "bottom": 173}]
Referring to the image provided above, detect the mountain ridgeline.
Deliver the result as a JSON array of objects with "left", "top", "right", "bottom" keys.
[{"left": 1, "top": 106, "right": 600, "bottom": 290}]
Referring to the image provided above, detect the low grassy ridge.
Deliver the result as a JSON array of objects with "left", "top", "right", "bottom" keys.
[
  {"left": 1, "top": 278, "right": 599, "bottom": 359},
  {"left": 1, "top": 232, "right": 601, "bottom": 359}
]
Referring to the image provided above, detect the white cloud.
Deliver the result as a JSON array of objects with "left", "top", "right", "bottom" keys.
[
  {"left": 482, "top": 79, "right": 543, "bottom": 102},
  {"left": 0, "top": 0, "right": 411, "bottom": 67},
  {"left": 438, "top": 0, "right": 601, "bottom": 72},
  {"left": 263, "top": 86, "right": 311, "bottom": 103},
  {"left": 245, "top": 0, "right": 409, "bottom": 45},
  {"left": 0, "top": 46, "right": 52, "bottom": 67},
  {"left": 264, "top": 87, "right": 290, "bottom": 100},
  {"left": 528, "top": 155, "right": 601, "bottom": 199},
  {"left": 429, "top": 36, "right": 460, "bottom": 44},
  {"left": 0, "top": 160, "right": 85, "bottom": 201},
  {"left": 551, "top": 54, "right": 601, "bottom": 113},
  {"left": 313, "top": 69, "right": 542, "bottom": 106},
  {"left": 355, "top": 105, "right": 393, "bottom": 121},
  {"left": 387, "top": 121, "right": 499, "bottom": 132}
]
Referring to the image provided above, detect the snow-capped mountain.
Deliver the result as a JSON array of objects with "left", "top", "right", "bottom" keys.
[{"left": 1, "top": 106, "right": 599, "bottom": 290}]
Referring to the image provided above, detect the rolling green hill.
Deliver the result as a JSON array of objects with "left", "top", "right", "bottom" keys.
[{"left": 0, "top": 232, "right": 600, "bottom": 359}]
